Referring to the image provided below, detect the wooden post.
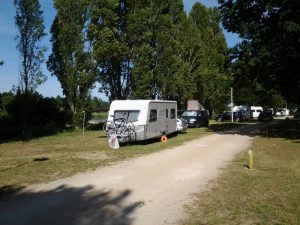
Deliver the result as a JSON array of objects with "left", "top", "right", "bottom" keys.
[
  {"left": 82, "top": 111, "right": 85, "bottom": 141},
  {"left": 249, "top": 150, "right": 253, "bottom": 170},
  {"left": 231, "top": 87, "right": 233, "bottom": 123}
]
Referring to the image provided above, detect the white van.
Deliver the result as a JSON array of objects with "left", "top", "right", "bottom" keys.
[
  {"left": 233, "top": 105, "right": 251, "bottom": 120},
  {"left": 251, "top": 106, "right": 263, "bottom": 119},
  {"left": 282, "top": 109, "right": 290, "bottom": 116},
  {"left": 104, "top": 100, "right": 177, "bottom": 142}
]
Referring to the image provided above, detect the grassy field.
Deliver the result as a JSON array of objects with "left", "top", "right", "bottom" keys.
[
  {"left": 1, "top": 121, "right": 234, "bottom": 196},
  {"left": 181, "top": 119, "right": 300, "bottom": 225},
  {"left": 91, "top": 111, "right": 108, "bottom": 119}
]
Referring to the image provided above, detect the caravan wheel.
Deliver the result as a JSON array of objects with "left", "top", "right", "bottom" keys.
[{"left": 161, "top": 135, "right": 168, "bottom": 143}]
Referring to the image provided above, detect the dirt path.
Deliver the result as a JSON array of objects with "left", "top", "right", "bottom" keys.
[{"left": 0, "top": 127, "right": 256, "bottom": 225}]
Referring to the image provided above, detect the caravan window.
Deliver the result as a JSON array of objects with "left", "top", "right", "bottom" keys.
[
  {"left": 114, "top": 110, "right": 140, "bottom": 122},
  {"left": 171, "top": 109, "right": 176, "bottom": 119},
  {"left": 159, "top": 109, "right": 164, "bottom": 118},
  {"left": 149, "top": 109, "right": 157, "bottom": 122},
  {"left": 166, "top": 109, "right": 169, "bottom": 118}
]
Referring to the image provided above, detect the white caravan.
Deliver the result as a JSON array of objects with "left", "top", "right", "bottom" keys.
[
  {"left": 233, "top": 105, "right": 251, "bottom": 120},
  {"left": 251, "top": 106, "right": 263, "bottom": 119},
  {"left": 104, "top": 100, "right": 177, "bottom": 142}
]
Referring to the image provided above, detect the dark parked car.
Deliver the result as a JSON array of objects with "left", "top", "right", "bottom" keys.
[
  {"left": 216, "top": 111, "right": 243, "bottom": 122},
  {"left": 258, "top": 110, "right": 273, "bottom": 121},
  {"left": 294, "top": 109, "right": 300, "bottom": 120},
  {"left": 181, "top": 110, "right": 209, "bottom": 128}
]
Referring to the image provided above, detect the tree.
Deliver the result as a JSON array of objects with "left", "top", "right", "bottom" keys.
[
  {"left": 0, "top": 92, "right": 14, "bottom": 120},
  {"left": 127, "top": 0, "right": 192, "bottom": 101},
  {"left": 150, "top": 0, "right": 189, "bottom": 100},
  {"left": 49, "top": 0, "right": 230, "bottom": 111},
  {"left": 218, "top": 0, "right": 300, "bottom": 105},
  {"left": 88, "top": 96, "right": 109, "bottom": 112},
  {"left": 189, "top": 3, "right": 230, "bottom": 114},
  {"left": 47, "top": 0, "right": 97, "bottom": 126},
  {"left": 125, "top": 0, "right": 157, "bottom": 99},
  {"left": 14, "top": 0, "right": 47, "bottom": 94},
  {"left": 89, "top": 0, "right": 131, "bottom": 102},
  {"left": 89, "top": 0, "right": 192, "bottom": 102},
  {"left": 127, "top": 1, "right": 230, "bottom": 111}
]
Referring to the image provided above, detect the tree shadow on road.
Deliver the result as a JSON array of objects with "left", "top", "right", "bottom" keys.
[
  {"left": 208, "top": 120, "right": 300, "bottom": 143},
  {"left": 0, "top": 185, "right": 143, "bottom": 225}
]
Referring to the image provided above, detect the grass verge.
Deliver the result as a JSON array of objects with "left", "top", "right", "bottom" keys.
[
  {"left": 91, "top": 112, "right": 108, "bottom": 119},
  {"left": 181, "top": 119, "right": 300, "bottom": 225},
  {"left": 1, "top": 121, "right": 232, "bottom": 195}
]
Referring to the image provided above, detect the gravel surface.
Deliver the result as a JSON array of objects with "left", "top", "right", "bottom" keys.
[{"left": 0, "top": 127, "right": 255, "bottom": 225}]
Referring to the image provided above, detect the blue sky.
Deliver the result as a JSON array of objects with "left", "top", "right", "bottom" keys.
[{"left": 0, "top": 0, "right": 239, "bottom": 100}]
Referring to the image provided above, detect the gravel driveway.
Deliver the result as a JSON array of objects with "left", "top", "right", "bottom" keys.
[{"left": 0, "top": 126, "right": 256, "bottom": 225}]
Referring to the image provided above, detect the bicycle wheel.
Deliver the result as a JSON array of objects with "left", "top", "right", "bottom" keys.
[
  {"left": 103, "top": 121, "right": 117, "bottom": 136},
  {"left": 122, "top": 121, "right": 136, "bottom": 141}
]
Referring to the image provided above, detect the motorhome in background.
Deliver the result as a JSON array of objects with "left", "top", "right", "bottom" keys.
[
  {"left": 182, "top": 100, "right": 209, "bottom": 127},
  {"left": 282, "top": 108, "right": 290, "bottom": 116},
  {"left": 276, "top": 108, "right": 290, "bottom": 116},
  {"left": 104, "top": 100, "right": 177, "bottom": 142},
  {"left": 233, "top": 105, "right": 251, "bottom": 120},
  {"left": 251, "top": 106, "right": 263, "bottom": 119},
  {"left": 187, "top": 100, "right": 205, "bottom": 110}
]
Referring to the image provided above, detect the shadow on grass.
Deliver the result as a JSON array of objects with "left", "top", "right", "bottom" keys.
[
  {"left": 0, "top": 126, "right": 70, "bottom": 144},
  {"left": 266, "top": 119, "right": 300, "bottom": 143},
  {"left": 0, "top": 158, "right": 50, "bottom": 173},
  {"left": 98, "top": 134, "right": 108, "bottom": 139},
  {"left": 119, "top": 132, "right": 180, "bottom": 147},
  {"left": 208, "top": 123, "right": 245, "bottom": 133},
  {"left": 207, "top": 120, "right": 300, "bottom": 142},
  {"left": 0, "top": 185, "right": 142, "bottom": 225}
]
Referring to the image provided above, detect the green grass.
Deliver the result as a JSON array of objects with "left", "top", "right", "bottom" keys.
[
  {"left": 0, "top": 122, "right": 222, "bottom": 195},
  {"left": 91, "top": 111, "right": 108, "bottom": 119},
  {"left": 181, "top": 120, "right": 300, "bottom": 225},
  {"left": 0, "top": 120, "right": 248, "bottom": 197},
  {"left": 0, "top": 131, "right": 107, "bottom": 190}
]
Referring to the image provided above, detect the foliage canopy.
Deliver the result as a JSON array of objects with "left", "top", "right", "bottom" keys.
[
  {"left": 219, "top": 0, "right": 300, "bottom": 105},
  {"left": 47, "top": 0, "right": 230, "bottom": 116},
  {"left": 14, "top": 0, "right": 47, "bottom": 93}
]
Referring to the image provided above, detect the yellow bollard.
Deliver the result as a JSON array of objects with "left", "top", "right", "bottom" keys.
[{"left": 249, "top": 150, "right": 253, "bottom": 170}]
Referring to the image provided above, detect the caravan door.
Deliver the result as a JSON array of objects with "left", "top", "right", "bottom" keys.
[
  {"left": 146, "top": 102, "right": 177, "bottom": 139},
  {"left": 146, "top": 103, "right": 164, "bottom": 139}
]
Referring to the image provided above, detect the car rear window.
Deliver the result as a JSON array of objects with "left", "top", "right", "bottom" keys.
[{"left": 182, "top": 111, "right": 197, "bottom": 116}]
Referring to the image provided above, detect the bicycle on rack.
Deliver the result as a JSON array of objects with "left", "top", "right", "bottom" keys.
[{"left": 103, "top": 118, "right": 136, "bottom": 142}]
